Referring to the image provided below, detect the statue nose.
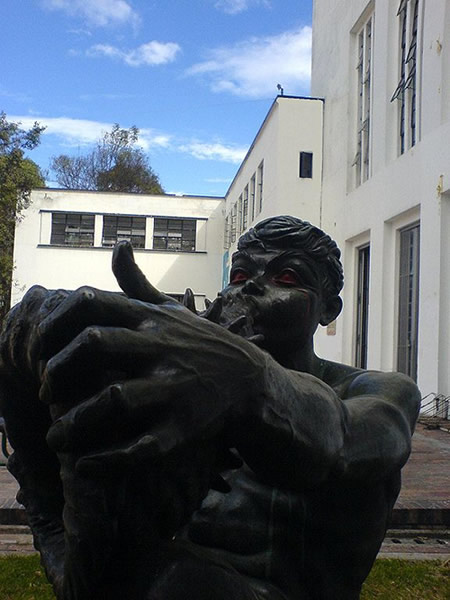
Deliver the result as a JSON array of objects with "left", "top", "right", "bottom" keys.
[{"left": 242, "top": 278, "right": 264, "bottom": 295}]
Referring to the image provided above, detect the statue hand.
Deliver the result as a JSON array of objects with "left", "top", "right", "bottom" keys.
[{"left": 39, "top": 284, "right": 266, "bottom": 446}]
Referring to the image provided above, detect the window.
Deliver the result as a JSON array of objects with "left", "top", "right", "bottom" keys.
[
  {"left": 230, "top": 205, "right": 237, "bottom": 243},
  {"left": 397, "top": 223, "right": 420, "bottom": 380},
  {"left": 237, "top": 195, "right": 243, "bottom": 235},
  {"left": 153, "top": 218, "right": 196, "bottom": 252},
  {"left": 353, "top": 15, "right": 372, "bottom": 186},
  {"left": 102, "top": 215, "right": 146, "bottom": 248},
  {"left": 224, "top": 215, "right": 231, "bottom": 250},
  {"left": 299, "top": 152, "right": 313, "bottom": 178},
  {"left": 257, "top": 161, "right": 264, "bottom": 215},
  {"left": 50, "top": 212, "right": 95, "bottom": 247},
  {"left": 243, "top": 185, "right": 249, "bottom": 231},
  {"left": 355, "top": 245, "right": 370, "bottom": 368},
  {"left": 250, "top": 174, "right": 256, "bottom": 222},
  {"left": 391, "top": 0, "right": 419, "bottom": 154}
]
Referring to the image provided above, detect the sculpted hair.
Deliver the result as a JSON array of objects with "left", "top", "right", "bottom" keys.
[{"left": 237, "top": 215, "right": 344, "bottom": 297}]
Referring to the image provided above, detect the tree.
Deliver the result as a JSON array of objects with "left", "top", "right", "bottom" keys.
[
  {"left": 0, "top": 112, "right": 45, "bottom": 324},
  {"left": 51, "top": 124, "right": 164, "bottom": 194}
]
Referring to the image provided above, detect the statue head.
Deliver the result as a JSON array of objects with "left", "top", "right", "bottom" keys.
[
  {"left": 218, "top": 216, "right": 344, "bottom": 358},
  {"left": 236, "top": 215, "right": 344, "bottom": 302}
]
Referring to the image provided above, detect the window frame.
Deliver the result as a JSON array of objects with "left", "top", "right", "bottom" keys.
[
  {"left": 354, "top": 244, "right": 370, "bottom": 368},
  {"left": 397, "top": 221, "right": 420, "bottom": 381},
  {"left": 50, "top": 212, "right": 95, "bottom": 247},
  {"left": 102, "top": 215, "right": 146, "bottom": 249},
  {"left": 353, "top": 14, "right": 373, "bottom": 187},
  {"left": 152, "top": 217, "right": 197, "bottom": 252}
]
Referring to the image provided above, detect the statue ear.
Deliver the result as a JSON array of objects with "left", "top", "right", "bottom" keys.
[{"left": 319, "top": 296, "right": 342, "bottom": 326}]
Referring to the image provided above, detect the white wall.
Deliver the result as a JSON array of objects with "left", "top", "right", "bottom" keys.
[
  {"left": 223, "top": 95, "right": 324, "bottom": 268},
  {"left": 311, "top": 0, "right": 450, "bottom": 397},
  {"left": 13, "top": 189, "right": 225, "bottom": 310}
]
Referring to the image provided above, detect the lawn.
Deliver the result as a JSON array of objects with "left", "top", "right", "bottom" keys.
[{"left": 0, "top": 555, "right": 448, "bottom": 599}]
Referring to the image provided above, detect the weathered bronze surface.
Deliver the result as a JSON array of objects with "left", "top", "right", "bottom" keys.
[{"left": 0, "top": 216, "right": 420, "bottom": 599}]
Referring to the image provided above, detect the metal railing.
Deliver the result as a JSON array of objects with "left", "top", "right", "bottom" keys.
[{"left": 418, "top": 393, "right": 450, "bottom": 430}]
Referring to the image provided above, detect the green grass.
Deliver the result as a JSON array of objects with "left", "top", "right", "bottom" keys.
[
  {"left": 0, "top": 555, "right": 448, "bottom": 599},
  {"left": 0, "top": 555, "right": 55, "bottom": 600},
  {"left": 361, "top": 559, "right": 450, "bottom": 599}
]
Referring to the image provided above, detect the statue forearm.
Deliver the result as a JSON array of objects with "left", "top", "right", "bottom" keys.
[
  {"left": 8, "top": 448, "right": 65, "bottom": 598},
  {"left": 233, "top": 360, "right": 347, "bottom": 490}
]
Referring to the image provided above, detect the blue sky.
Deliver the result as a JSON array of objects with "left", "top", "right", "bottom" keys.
[{"left": 3, "top": 0, "right": 312, "bottom": 196}]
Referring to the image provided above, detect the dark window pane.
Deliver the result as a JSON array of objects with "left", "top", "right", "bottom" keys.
[
  {"left": 153, "top": 218, "right": 197, "bottom": 251},
  {"left": 101, "top": 215, "right": 146, "bottom": 249},
  {"left": 51, "top": 213, "right": 94, "bottom": 247},
  {"left": 299, "top": 152, "right": 313, "bottom": 178}
]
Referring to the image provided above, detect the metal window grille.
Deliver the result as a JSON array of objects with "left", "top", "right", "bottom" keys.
[
  {"left": 51, "top": 213, "right": 95, "bottom": 247},
  {"left": 250, "top": 175, "right": 256, "bottom": 222},
  {"left": 391, "top": 0, "right": 419, "bottom": 154},
  {"left": 243, "top": 185, "right": 249, "bottom": 231},
  {"left": 230, "top": 205, "right": 237, "bottom": 243},
  {"left": 102, "top": 215, "right": 146, "bottom": 248},
  {"left": 237, "top": 195, "right": 243, "bottom": 236},
  {"left": 353, "top": 17, "right": 372, "bottom": 186},
  {"left": 153, "top": 218, "right": 196, "bottom": 252},
  {"left": 397, "top": 223, "right": 420, "bottom": 381},
  {"left": 257, "top": 161, "right": 264, "bottom": 214},
  {"left": 355, "top": 245, "right": 370, "bottom": 368},
  {"left": 224, "top": 215, "right": 231, "bottom": 249}
]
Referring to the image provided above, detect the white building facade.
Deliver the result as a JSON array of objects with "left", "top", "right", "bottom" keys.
[
  {"left": 222, "top": 95, "right": 324, "bottom": 285},
  {"left": 12, "top": 189, "right": 225, "bottom": 311},
  {"left": 311, "top": 0, "right": 450, "bottom": 399}
]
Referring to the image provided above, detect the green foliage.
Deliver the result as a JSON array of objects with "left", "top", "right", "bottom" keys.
[
  {"left": 50, "top": 124, "right": 164, "bottom": 194},
  {"left": 0, "top": 113, "right": 45, "bottom": 324}
]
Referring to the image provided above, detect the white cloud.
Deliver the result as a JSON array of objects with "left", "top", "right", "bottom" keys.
[
  {"left": 42, "top": 0, "right": 140, "bottom": 27},
  {"left": 205, "top": 177, "right": 233, "bottom": 183},
  {"left": 87, "top": 41, "right": 181, "bottom": 66},
  {"left": 186, "top": 25, "right": 311, "bottom": 98},
  {"left": 7, "top": 115, "right": 171, "bottom": 151},
  {"left": 214, "top": 0, "right": 270, "bottom": 15},
  {"left": 8, "top": 115, "right": 245, "bottom": 166},
  {"left": 178, "top": 141, "right": 247, "bottom": 164}
]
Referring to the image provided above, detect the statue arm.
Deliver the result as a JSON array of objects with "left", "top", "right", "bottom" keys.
[
  {"left": 233, "top": 365, "right": 420, "bottom": 490},
  {"left": 335, "top": 370, "right": 420, "bottom": 480},
  {"left": 0, "top": 288, "right": 66, "bottom": 598}
]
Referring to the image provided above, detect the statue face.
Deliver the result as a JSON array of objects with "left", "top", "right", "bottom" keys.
[{"left": 219, "top": 248, "right": 328, "bottom": 349}]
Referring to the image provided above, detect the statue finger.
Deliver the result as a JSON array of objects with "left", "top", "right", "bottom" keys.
[
  {"left": 39, "top": 326, "right": 161, "bottom": 406},
  {"left": 74, "top": 425, "right": 186, "bottom": 476},
  {"left": 46, "top": 371, "right": 200, "bottom": 451},
  {"left": 199, "top": 296, "right": 223, "bottom": 323},
  {"left": 112, "top": 241, "right": 169, "bottom": 304},
  {"left": 182, "top": 288, "right": 198, "bottom": 314},
  {"left": 38, "top": 287, "right": 153, "bottom": 359}
]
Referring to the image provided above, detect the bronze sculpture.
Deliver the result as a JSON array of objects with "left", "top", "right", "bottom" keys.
[{"left": 0, "top": 216, "right": 420, "bottom": 599}]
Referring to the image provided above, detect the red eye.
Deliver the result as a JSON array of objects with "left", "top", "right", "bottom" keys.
[
  {"left": 273, "top": 269, "right": 300, "bottom": 286},
  {"left": 230, "top": 269, "right": 249, "bottom": 284}
]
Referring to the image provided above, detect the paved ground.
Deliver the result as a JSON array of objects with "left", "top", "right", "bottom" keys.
[{"left": 0, "top": 423, "right": 449, "bottom": 557}]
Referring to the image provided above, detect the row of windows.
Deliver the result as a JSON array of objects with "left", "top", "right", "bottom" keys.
[
  {"left": 354, "top": 222, "right": 420, "bottom": 382},
  {"left": 354, "top": 0, "right": 420, "bottom": 188},
  {"left": 223, "top": 161, "right": 263, "bottom": 250},
  {"left": 49, "top": 213, "right": 197, "bottom": 252}
]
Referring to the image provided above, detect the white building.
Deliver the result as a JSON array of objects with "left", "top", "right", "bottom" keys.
[
  {"left": 310, "top": 0, "right": 450, "bottom": 399},
  {"left": 222, "top": 95, "right": 324, "bottom": 286},
  {"left": 12, "top": 189, "right": 225, "bottom": 311},
  {"left": 12, "top": 0, "right": 449, "bottom": 405}
]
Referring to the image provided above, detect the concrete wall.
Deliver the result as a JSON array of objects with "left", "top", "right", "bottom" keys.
[
  {"left": 311, "top": 0, "right": 450, "bottom": 397},
  {"left": 13, "top": 189, "right": 225, "bottom": 310}
]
